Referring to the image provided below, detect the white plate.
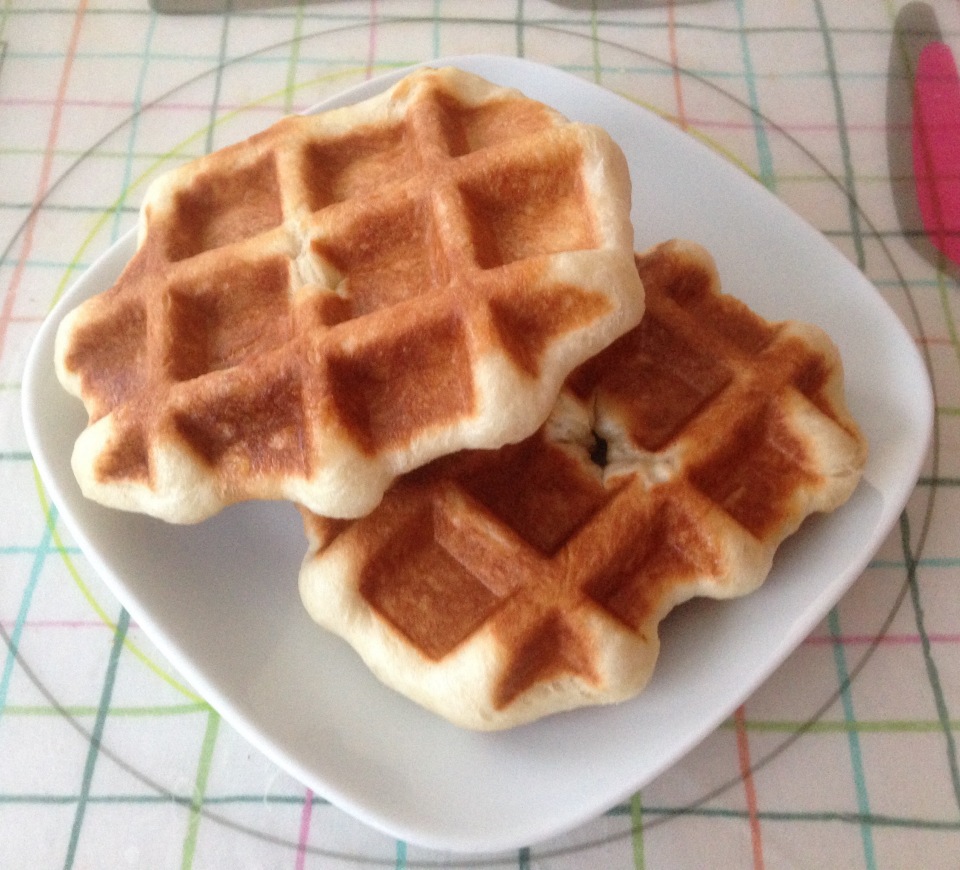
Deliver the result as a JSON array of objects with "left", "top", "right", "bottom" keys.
[{"left": 22, "top": 55, "right": 933, "bottom": 853}]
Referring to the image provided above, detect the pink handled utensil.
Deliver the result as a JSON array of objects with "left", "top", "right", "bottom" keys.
[{"left": 913, "top": 39, "right": 960, "bottom": 268}]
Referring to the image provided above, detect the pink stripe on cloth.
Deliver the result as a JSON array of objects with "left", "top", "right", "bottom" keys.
[
  {"left": 0, "top": 1, "right": 88, "bottom": 362},
  {"left": 294, "top": 788, "right": 314, "bottom": 870},
  {"left": 734, "top": 705, "right": 765, "bottom": 870}
]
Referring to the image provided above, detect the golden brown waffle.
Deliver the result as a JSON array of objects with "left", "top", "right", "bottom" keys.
[
  {"left": 299, "top": 239, "right": 868, "bottom": 730},
  {"left": 55, "top": 67, "right": 643, "bottom": 522}
]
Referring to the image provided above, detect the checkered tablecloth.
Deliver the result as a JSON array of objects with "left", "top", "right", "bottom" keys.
[{"left": 2, "top": 1, "right": 959, "bottom": 866}]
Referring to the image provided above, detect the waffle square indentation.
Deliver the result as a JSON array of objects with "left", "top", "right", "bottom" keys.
[
  {"left": 792, "top": 351, "right": 830, "bottom": 401},
  {"left": 164, "top": 153, "right": 282, "bottom": 261},
  {"left": 574, "top": 312, "right": 733, "bottom": 452},
  {"left": 435, "top": 91, "right": 559, "bottom": 157},
  {"left": 302, "top": 122, "right": 418, "bottom": 210},
  {"left": 487, "top": 282, "right": 612, "bottom": 377},
  {"left": 173, "top": 368, "right": 307, "bottom": 475},
  {"left": 327, "top": 314, "right": 474, "bottom": 453},
  {"left": 649, "top": 253, "right": 774, "bottom": 356},
  {"left": 689, "top": 403, "right": 818, "bottom": 539},
  {"left": 458, "top": 437, "right": 611, "bottom": 556},
  {"left": 493, "top": 612, "right": 596, "bottom": 708},
  {"left": 360, "top": 511, "right": 501, "bottom": 660},
  {"left": 164, "top": 256, "right": 293, "bottom": 381},
  {"left": 311, "top": 196, "right": 441, "bottom": 316},
  {"left": 65, "top": 300, "right": 147, "bottom": 417},
  {"left": 96, "top": 422, "right": 150, "bottom": 484},
  {"left": 460, "top": 150, "right": 596, "bottom": 268},
  {"left": 586, "top": 499, "right": 719, "bottom": 631}
]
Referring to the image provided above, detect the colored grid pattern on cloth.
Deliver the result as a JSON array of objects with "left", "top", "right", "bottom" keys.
[{"left": 1, "top": 1, "right": 959, "bottom": 866}]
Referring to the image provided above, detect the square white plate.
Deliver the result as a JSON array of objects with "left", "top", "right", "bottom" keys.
[{"left": 22, "top": 55, "right": 933, "bottom": 853}]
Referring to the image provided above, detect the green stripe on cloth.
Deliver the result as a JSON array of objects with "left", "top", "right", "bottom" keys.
[
  {"left": 181, "top": 709, "right": 221, "bottom": 870},
  {"left": 828, "top": 606, "right": 877, "bottom": 870},
  {"left": 64, "top": 608, "right": 130, "bottom": 869},
  {"left": 814, "top": 0, "right": 866, "bottom": 270},
  {"left": 903, "top": 512, "right": 960, "bottom": 814}
]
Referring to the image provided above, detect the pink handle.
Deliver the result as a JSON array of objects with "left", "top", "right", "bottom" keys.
[{"left": 913, "top": 41, "right": 960, "bottom": 267}]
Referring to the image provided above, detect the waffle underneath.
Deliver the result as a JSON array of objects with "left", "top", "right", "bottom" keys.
[{"left": 299, "top": 239, "right": 868, "bottom": 730}]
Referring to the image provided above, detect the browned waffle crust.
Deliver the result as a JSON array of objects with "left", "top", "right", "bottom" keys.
[
  {"left": 299, "top": 239, "right": 868, "bottom": 730},
  {"left": 55, "top": 67, "right": 643, "bottom": 522}
]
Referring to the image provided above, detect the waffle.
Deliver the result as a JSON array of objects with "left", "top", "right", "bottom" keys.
[
  {"left": 54, "top": 67, "right": 643, "bottom": 522},
  {"left": 299, "top": 239, "right": 868, "bottom": 730}
]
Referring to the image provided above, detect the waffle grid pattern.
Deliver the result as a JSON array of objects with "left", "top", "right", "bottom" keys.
[{"left": 56, "top": 67, "right": 642, "bottom": 521}]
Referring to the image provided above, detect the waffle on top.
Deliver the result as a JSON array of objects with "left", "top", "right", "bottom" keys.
[
  {"left": 55, "top": 67, "right": 643, "bottom": 522},
  {"left": 299, "top": 240, "right": 868, "bottom": 731}
]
